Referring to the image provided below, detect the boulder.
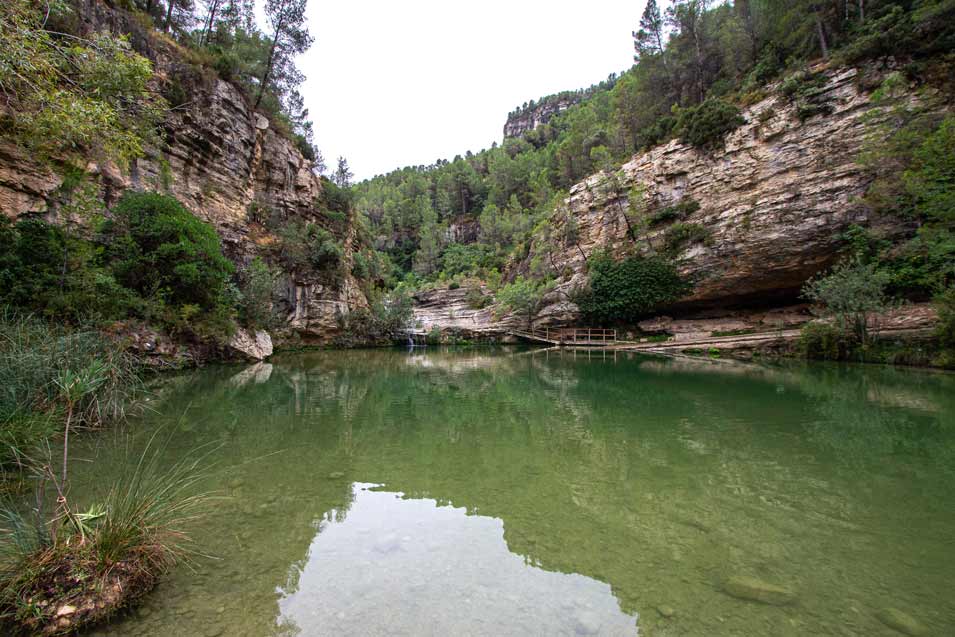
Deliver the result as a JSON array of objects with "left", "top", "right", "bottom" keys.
[
  {"left": 721, "top": 575, "right": 796, "bottom": 606},
  {"left": 228, "top": 328, "right": 273, "bottom": 361}
]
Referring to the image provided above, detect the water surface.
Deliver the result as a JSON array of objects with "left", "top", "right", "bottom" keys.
[{"left": 73, "top": 348, "right": 955, "bottom": 636}]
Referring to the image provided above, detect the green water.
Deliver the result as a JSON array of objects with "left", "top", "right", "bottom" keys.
[{"left": 71, "top": 348, "right": 955, "bottom": 637}]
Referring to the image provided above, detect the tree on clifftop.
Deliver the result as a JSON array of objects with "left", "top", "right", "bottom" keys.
[
  {"left": 334, "top": 156, "right": 353, "bottom": 188},
  {"left": 254, "top": 0, "right": 313, "bottom": 110}
]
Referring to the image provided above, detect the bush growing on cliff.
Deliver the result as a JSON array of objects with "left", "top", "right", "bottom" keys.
[
  {"left": 672, "top": 99, "right": 744, "bottom": 149},
  {"left": 0, "top": 0, "right": 167, "bottom": 165},
  {"left": 102, "top": 192, "right": 235, "bottom": 325},
  {"left": 496, "top": 278, "right": 554, "bottom": 329},
  {"left": 574, "top": 251, "right": 689, "bottom": 325}
]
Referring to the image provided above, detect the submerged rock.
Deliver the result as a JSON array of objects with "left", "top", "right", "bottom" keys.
[
  {"left": 721, "top": 575, "right": 796, "bottom": 605},
  {"left": 876, "top": 607, "right": 927, "bottom": 636},
  {"left": 227, "top": 329, "right": 273, "bottom": 361},
  {"left": 656, "top": 605, "right": 676, "bottom": 619}
]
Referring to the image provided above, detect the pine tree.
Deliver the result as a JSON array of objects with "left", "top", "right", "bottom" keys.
[
  {"left": 255, "top": 0, "right": 313, "bottom": 110},
  {"left": 334, "top": 157, "right": 353, "bottom": 188},
  {"left": 633, "top": 0, "right": 667, "bottom": 63}
]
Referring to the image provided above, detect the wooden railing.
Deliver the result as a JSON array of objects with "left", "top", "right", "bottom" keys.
[{"left": 510, "top": 327, "right": 617, "bottom": 345}]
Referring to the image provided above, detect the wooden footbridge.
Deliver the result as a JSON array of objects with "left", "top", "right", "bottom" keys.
[{"left": 508, "top": 327, "right": 618, "bottom": 347}]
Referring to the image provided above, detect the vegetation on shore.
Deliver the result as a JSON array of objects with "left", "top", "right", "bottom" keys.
[{"left": 0, "top": 313, "right": 209, "bottom": 635}]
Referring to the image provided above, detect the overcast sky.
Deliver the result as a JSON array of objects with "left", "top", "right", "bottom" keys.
[{"left": 296, "top": 0, "right": 639, "bottom": 180}]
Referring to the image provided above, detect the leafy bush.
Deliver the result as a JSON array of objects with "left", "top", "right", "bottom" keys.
[
  {"left": 803, "top": 258, "right": 890, "bottom": 344},
  {"left": 274, "top": 220, "right": 344, "bottom": 281},
  {"left": 102, "top": 192, "right": 234, "bottom": 315},
  {"left": 673, "top": 99, "right": 744, "bottom": 148},
  {"left": 649, "top": 199, "right": 700, "bottom": 226},
  {"left": 663, "top": 223, "right": 711, "bottom": 254},
  {"left": 798, "top": 322, "right": 852, "bottom": 360},
  {"left": 935, "top": 286, "right": 955, "bottom": 350},
  {"left": 575, "top": 251, "right": 689, "bottom": 324},
  {"left": 0, "top": 219, "right": 137, "bottom": 323},
  {"left": 496, "top": 278, "right": 554, "bottom": 328},
  {"left": 237, "top": 258, "right": 277, "bottom": 329},
  {"left": 333, "top": 288, "right": 414, "bottom": 346},
  {"left": 465, "top": 288, "right": 491, "bottom": 310}
]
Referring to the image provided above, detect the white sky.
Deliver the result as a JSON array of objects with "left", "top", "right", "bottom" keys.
[{"left": 296, "top": 0, "right": 640, "bottom": 180}]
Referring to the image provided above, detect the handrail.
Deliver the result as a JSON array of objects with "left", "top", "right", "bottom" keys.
[{"left": 513, "top": 327, "right": 617, "bottom": 344}]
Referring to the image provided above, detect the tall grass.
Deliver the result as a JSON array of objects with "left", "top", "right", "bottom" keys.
[
  {"left": 0, "top": 435, "right": 215, "bottom": 634},
  {"left": 0, "top": 310, "right": 142, "bottom": 467}
]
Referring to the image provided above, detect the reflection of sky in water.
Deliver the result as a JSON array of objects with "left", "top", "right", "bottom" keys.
[{"left": 278, "top": 483, "right": 638, "bottom": 637}]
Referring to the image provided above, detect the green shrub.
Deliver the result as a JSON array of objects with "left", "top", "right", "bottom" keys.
[
  {"left": 803, "top": 258, "right": 890, "bottom": 344},
  {"left": 102, "top": 192, "right": 234, "bottom": 315},
  {"left": 237, "top": 257, "right": 277, "bottom": 329},
  {"left": 0, "top": 218, "right": 137, "bottom": 323},
  {"left": 649, "top": 199, "right": 700, "bottom": 226},
  {"left": 496, "top": 278, "right": 554, "bottom": 328},
  {"left": 663, "top": 222, "right": 711, "bottom": 254},
  {"left": 575, "top": 251, "right": 689, "bottom": 324},
  {"left": 799, "top": 322, "right": 853, "bottom": 360},
  {"left": 673, "top": 99, "right": 744, "bottom": 148},
  {"left": 935, "top": 286, "right": 955, "bottom": 350},
  {"left": 465, "top": 287, "right": 491, "bottom": 310}
]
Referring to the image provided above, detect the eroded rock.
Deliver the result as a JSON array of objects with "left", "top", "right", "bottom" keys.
[{"left": 228, "top": 329, "right": 273, "bottom": 361}]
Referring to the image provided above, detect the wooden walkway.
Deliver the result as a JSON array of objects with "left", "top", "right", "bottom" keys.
[{"left": 508, "top": 327, "right": 618, "bottom": 347}]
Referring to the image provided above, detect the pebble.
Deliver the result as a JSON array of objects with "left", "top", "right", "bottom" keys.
[{"left": 875, "top": 607, "right": 927, "bottom": 636}]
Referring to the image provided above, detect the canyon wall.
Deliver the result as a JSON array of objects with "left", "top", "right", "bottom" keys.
[
  {"left": 526, "top": 62, "right": 923, "bottom": 325},
  {"left": 0, "top": 2, "right": 367, "bottom": 344}
]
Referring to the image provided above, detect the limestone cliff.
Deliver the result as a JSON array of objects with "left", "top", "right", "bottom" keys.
[
  {"left": 526, "top": 63, "right": 929, "bottom": 324},
  {"left": 0, "top": 2, "right": 367, "bottom": 344}
]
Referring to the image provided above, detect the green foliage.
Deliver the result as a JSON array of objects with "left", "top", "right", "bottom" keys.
[
  {"left": 798, "top": 322, "right": 853, "bottom": 361},
  {"left": 663, "top": 222, "right": 711, "bottom": 254},
  {"left": 237, "top": 258, "right": 277, "bottom": 329},
  {"left": 935, "top": 286, "right": 955, "bottom": 350},
  {"left": 465, "top": 287, "right": 491, "bottom": 310},
  {"left": 0, "top": 312, "right": 140, "bottom": 468},
  {"left": 333, "top": 287, "right": 414, "bottom": 346},
  {"left": 495, "top": 278, "right": 553, "bottom": 328},
  {"left": 103, "top": 192, "right": 235, "bottom": 319},
  {"left": 803, "top": 258, "right": 890, "bottom": 344},
  {"left": 0, "top": 218, "right": 137, "bottom": 323},
  {"left": 649, "top": 198, "right": 700, "bottom": 226},
  {"left": 672, "top": 99, "right": 744, "bottom": 148},
  {"left": 575, "top": 251, "right": 689, "bottom": 324},
  {"left": 0, "top": 0, "right": 166, "bottom": 164}
]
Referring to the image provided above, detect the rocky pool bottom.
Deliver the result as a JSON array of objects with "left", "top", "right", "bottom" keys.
[{"left": 67, "top": 348, "right": 955, "bottom": 636}]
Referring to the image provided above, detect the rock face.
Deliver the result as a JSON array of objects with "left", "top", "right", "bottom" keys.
[
  {"left": 0, "top": 2, "right": 367, "bottom": 344},
  {"left": 503, "top": 95, "right": 584, "bottom": 138},
  {"left": 228, "top": 329, "right": 274, "bottom": 361},
  {"left": 528, "top": 63, "right": 926, "bottom": 322}
]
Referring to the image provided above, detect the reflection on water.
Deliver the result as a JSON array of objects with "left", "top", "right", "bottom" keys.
[
  {"left": 69, "top": 348, "right": 955, "bottom": 637},
  {"left": 278, "top": 483, "right": 636, "bottom": 636}
]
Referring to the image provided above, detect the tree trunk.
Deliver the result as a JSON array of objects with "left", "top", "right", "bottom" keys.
[
  {"left": 163, "top": 0, "right": 175, "bottom": 32},
  {"left": 254, "top": 28, "right": 282, "bottom": 110},
  {"left": 201, "top": 0, "right": 221, "bottom": 46},
  {"left": 815, "top": 14, "right": 830, "bottom": 59}
]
